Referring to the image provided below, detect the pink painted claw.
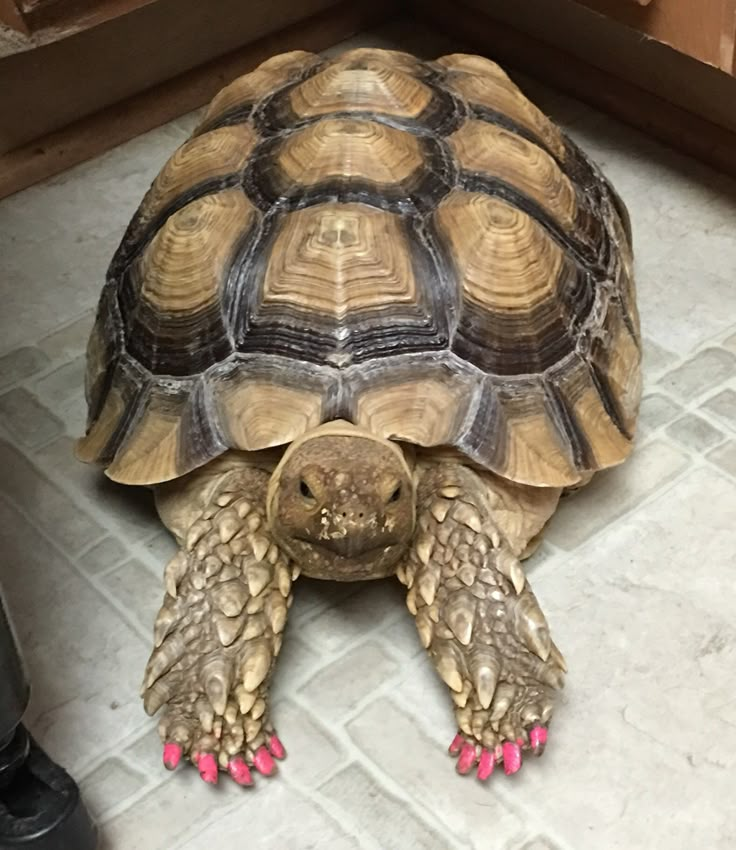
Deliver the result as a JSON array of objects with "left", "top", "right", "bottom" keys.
[
  {"left": 448, "top": 733, "right": 464, "bottom": 755},
  {"left": 476, "top": 748, "right": 495, "bottom": 781},
  {"left": 197, "top": 752, "right": 219, "bottom": 785},
  {"left": 502, "top": 741, "right": 522, "bottom": 775},
  {"left": 162, "top": 742, "right": 182, "bottom": 771},
  {"left": 267, "top": 734, "right": 286, "bottom": 760},
  {"left": 529, "top": 725, "right": 548, "bottom": 755},
  {"left": 228, "top": 757, "right": 254, "bottom": 786},
  {"left": 456, "top": 743, "right": 477, "bottom": 775},
  {"left": 253, "top": 745, "right": 276, "bottom": 776}
]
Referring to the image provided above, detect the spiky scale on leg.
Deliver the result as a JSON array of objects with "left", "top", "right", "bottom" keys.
[
  {"left": 143, "top": 463, "right": 296, "bottom": 786},
  {"left": 401, "top": 462, "right": 565, "bottom": 781}
]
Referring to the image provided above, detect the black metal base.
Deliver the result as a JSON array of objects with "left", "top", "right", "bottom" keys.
[{"left": 0, "top": 727, "right": 97, "bottom": 850}]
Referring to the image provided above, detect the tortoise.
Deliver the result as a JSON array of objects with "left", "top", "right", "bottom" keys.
[{"left": 77, "top": 47, "right": 641, "bottom": 786}]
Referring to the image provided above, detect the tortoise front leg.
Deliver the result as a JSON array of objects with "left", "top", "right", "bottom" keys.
[
  {"left": 142, "top": 463, "right": 295, "bottom": 786},
  {"left": 401, "top": 464, "right": 566, "bottom": 779}
]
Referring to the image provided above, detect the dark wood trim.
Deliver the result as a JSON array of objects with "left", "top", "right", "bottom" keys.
[
  {"left": 0, "top": 0, "right": 394, "bottom": 199},
  {"left": 23, "top": 0, "right": 157, "bottom": 35},
  {"left": 413, "top": 0, "right": 736, "bottom": 177},
  {"left": 0, "top": 0, "right": 31, "bottom": 34}
]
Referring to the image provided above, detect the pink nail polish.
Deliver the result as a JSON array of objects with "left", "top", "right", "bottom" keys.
[
  {"left": 456, "top": 743, "right": 477, "bottom": 775},
  {"left": 228, "top": 757, "right": 254, "bottom": 786},
  {"left": 448, "top": 733, "right": 464, "bottom": 755},
  {"left": 163, "top": 742, "right": 182, "bottom": 770},
  {"left": 477, "top": 748, "right": 494, "bottom": 781},
  {"left": 253, "top": 745, "right": 276, "bottom": 776},
  {"left": 530, "top": 725, "right": 548, "bottom": 751},
  {"left": 268, "top": 734, "right": 286, "bottom": 760},
  {"left": 502, "top": 742, "right": 522, "bottom": 775},
  {"left": 198, "top": 753, "right": 218, "bottom": 784}
]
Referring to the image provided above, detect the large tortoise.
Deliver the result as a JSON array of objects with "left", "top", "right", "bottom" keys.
[{"left": 78, "top": 47, "right": 641, "bottom": 785}]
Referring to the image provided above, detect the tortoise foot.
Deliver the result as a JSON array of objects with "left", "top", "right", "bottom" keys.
[
  {"left": 448, "top": 721, "right": 548, "bottom": 780},
  {"left": 159, "top": 700, "right": 286, "bottom": 787}
]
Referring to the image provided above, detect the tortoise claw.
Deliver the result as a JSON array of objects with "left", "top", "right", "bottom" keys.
[
  {"left": 267, "top": 733, "right": 286, "bottom": 760},
  {"left": 253, "top": 745, "right": 276, "bottom": 776},
  {"left": 197, "top": 752, "right": 219, "bottom": 784},
  {"left": 502, "top": 741, "right": 522, "bottom": 775},
  {"left": 476, "top": 748, "right": 495, "bottom": 781},
  {"left": 228, "top": 756, "right": 254, "bottom": 786},
  {"left": 162, "top": 742, "right": 182, "bottom": 771},
  {"left": 529, "top": 724, "right": 548, "bottom": 755}
]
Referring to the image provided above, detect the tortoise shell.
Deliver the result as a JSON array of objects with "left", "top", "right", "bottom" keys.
[{"left": 78, "top": 48, "right": 641, "bottom": 488}]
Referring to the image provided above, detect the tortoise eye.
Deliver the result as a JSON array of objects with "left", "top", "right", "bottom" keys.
[
  {"left": 388, "top": 484, "right": 402, "bottom": 503},
  {"left": 300, "top": 480, "right": 315, "bottom": 501}
]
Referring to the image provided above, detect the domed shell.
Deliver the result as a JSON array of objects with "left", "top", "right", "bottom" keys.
[{"left": 78, "top": 48, "right": 641, "bottom": 488}]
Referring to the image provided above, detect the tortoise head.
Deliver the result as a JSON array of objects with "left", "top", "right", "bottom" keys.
[{"left": 266, "top": 422, "right": 415, "bottom": 580}]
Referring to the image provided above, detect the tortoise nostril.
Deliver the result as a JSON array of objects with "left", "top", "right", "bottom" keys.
[{"left": 358, "top": 512, "right": 364, "bottom": 518}]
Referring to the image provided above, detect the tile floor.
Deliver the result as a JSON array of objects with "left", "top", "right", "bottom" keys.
[{"left": 1, "top": 19, "right": 735, "bottom": 850}]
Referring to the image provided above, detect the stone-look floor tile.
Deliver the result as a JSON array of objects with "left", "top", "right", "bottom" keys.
[
  {"left": 723, "top": 331, "right": 736, "bottom": 354},
  {"left": 78, "top": 536, "right": 131, "bottom": 575},
  {"left": 123, "top": 727, "right": 164, "bottom": 777},
  {"left": 34, "top": 435, "right": 160, "bottom": 539},
  {"left": 701, "top": 388, "right": 736, "bottom": 429},
  {"left": 173, "top": 784, "right": 361, "bottom": 850},
  {"left": 666, "top": 414, "right": 724, "bottom": 452},
  {"left": 99, "top": 769, "right": 251, "bottom": 850},
  {"left": 636, "top": 263, "right": 733, "bottom": 359},
  {"left": 0, "top": 440, "right": 105, "bottom": 555},
  {"left": 381, "top": 610, "right": 425, "bottom": 660},
  {"left": 319, "top": 763, "right": 448, "bottom": 850},
  {"left": 31, "top": 355, "right": 87, "bottom": 434},
  {"left": 141, "top": 529, "right": 177, "bottom": 567},
  {"left": 300, "top": 641, "right": 400, "bottom": 720},
  {"left": 0, "top": 347, "right": 49, "bottom": 388},
  {"left": 287, "top": 576, "right": 359, "bottom": 627},
  {"left": 0, "top": 495, "right": 148, "bottom": 776},
  {"left": 658, "top": 348, "right": 736, "bottom": 401},
  {"left": 296, "top": 579, "right": 405, "bottom": 653},
  {"left": 523, "top": 467, "right": 736, "bottom": 850},
  {"left": 391, "top": 654, "right": 456, "bottom": 743},
  {"left": 637, "top": 393, "right": 682, "bottom": 437},
  {"left": 270, "top": 634, "right": 325, "bottom": 702},
  {"left": 271, "top": 698, "right": 346, "bottom": 786},
  {"left": 545, "top": 439, "right": 689, "bottom": 550},
  {"left": 515, "top": 839, "right": 562, "bottom": 850},
  {"left": 99, "top": 559, "right": 163, "bottom": 635},
  {"left": 79, "top": 757, "right": 146, "bottom": 821},
  {"left": 37, "top": 311, "right": 95, "bottom": 363},
  {"left": 0, "top": 236, "right": 115, "bottom": 354},
  {"left": 610, "top": 467, "right": 736, "bottom": 623},
  {"left": 707, "top": 440, "right": 736, "bottom": 478},
  {"left": 348, "top": 697, "right": 523, "bottom": 850},
  {"left": 642, "top": 337, "right": 678, "bottom": 379},
  {"left": 0, "top": 388, "right": 64, "bottom": 448}
]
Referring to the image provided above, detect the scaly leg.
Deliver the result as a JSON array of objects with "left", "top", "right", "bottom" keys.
[
  {"left": 141, "top": 462, "right": 295, "bottom": 786},
  {"left": 401, "top": 463, "right": 566, "bottom": 780}
]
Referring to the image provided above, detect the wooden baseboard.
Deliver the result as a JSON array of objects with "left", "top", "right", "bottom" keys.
[
  {"left": 413, "top": 0, "right": 736, "bottom": 177},
  {"left": 0, "top": 0, "right": 394, "bottom": 199}
]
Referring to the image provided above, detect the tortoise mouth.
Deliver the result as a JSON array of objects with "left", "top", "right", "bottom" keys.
[
  {"left": 288, "top": 536, "right": 406, "bottom": 580},
  {"left": 295, "top": 534, "right": 401, "bottom": 559}
]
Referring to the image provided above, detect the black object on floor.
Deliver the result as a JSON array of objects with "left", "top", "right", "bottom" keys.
[
  {"left": 0, "top": 727, "right": 97, "bottom": 850},
  {"left": 0, "top": 593, "right": 97, "bottom": 850}
]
